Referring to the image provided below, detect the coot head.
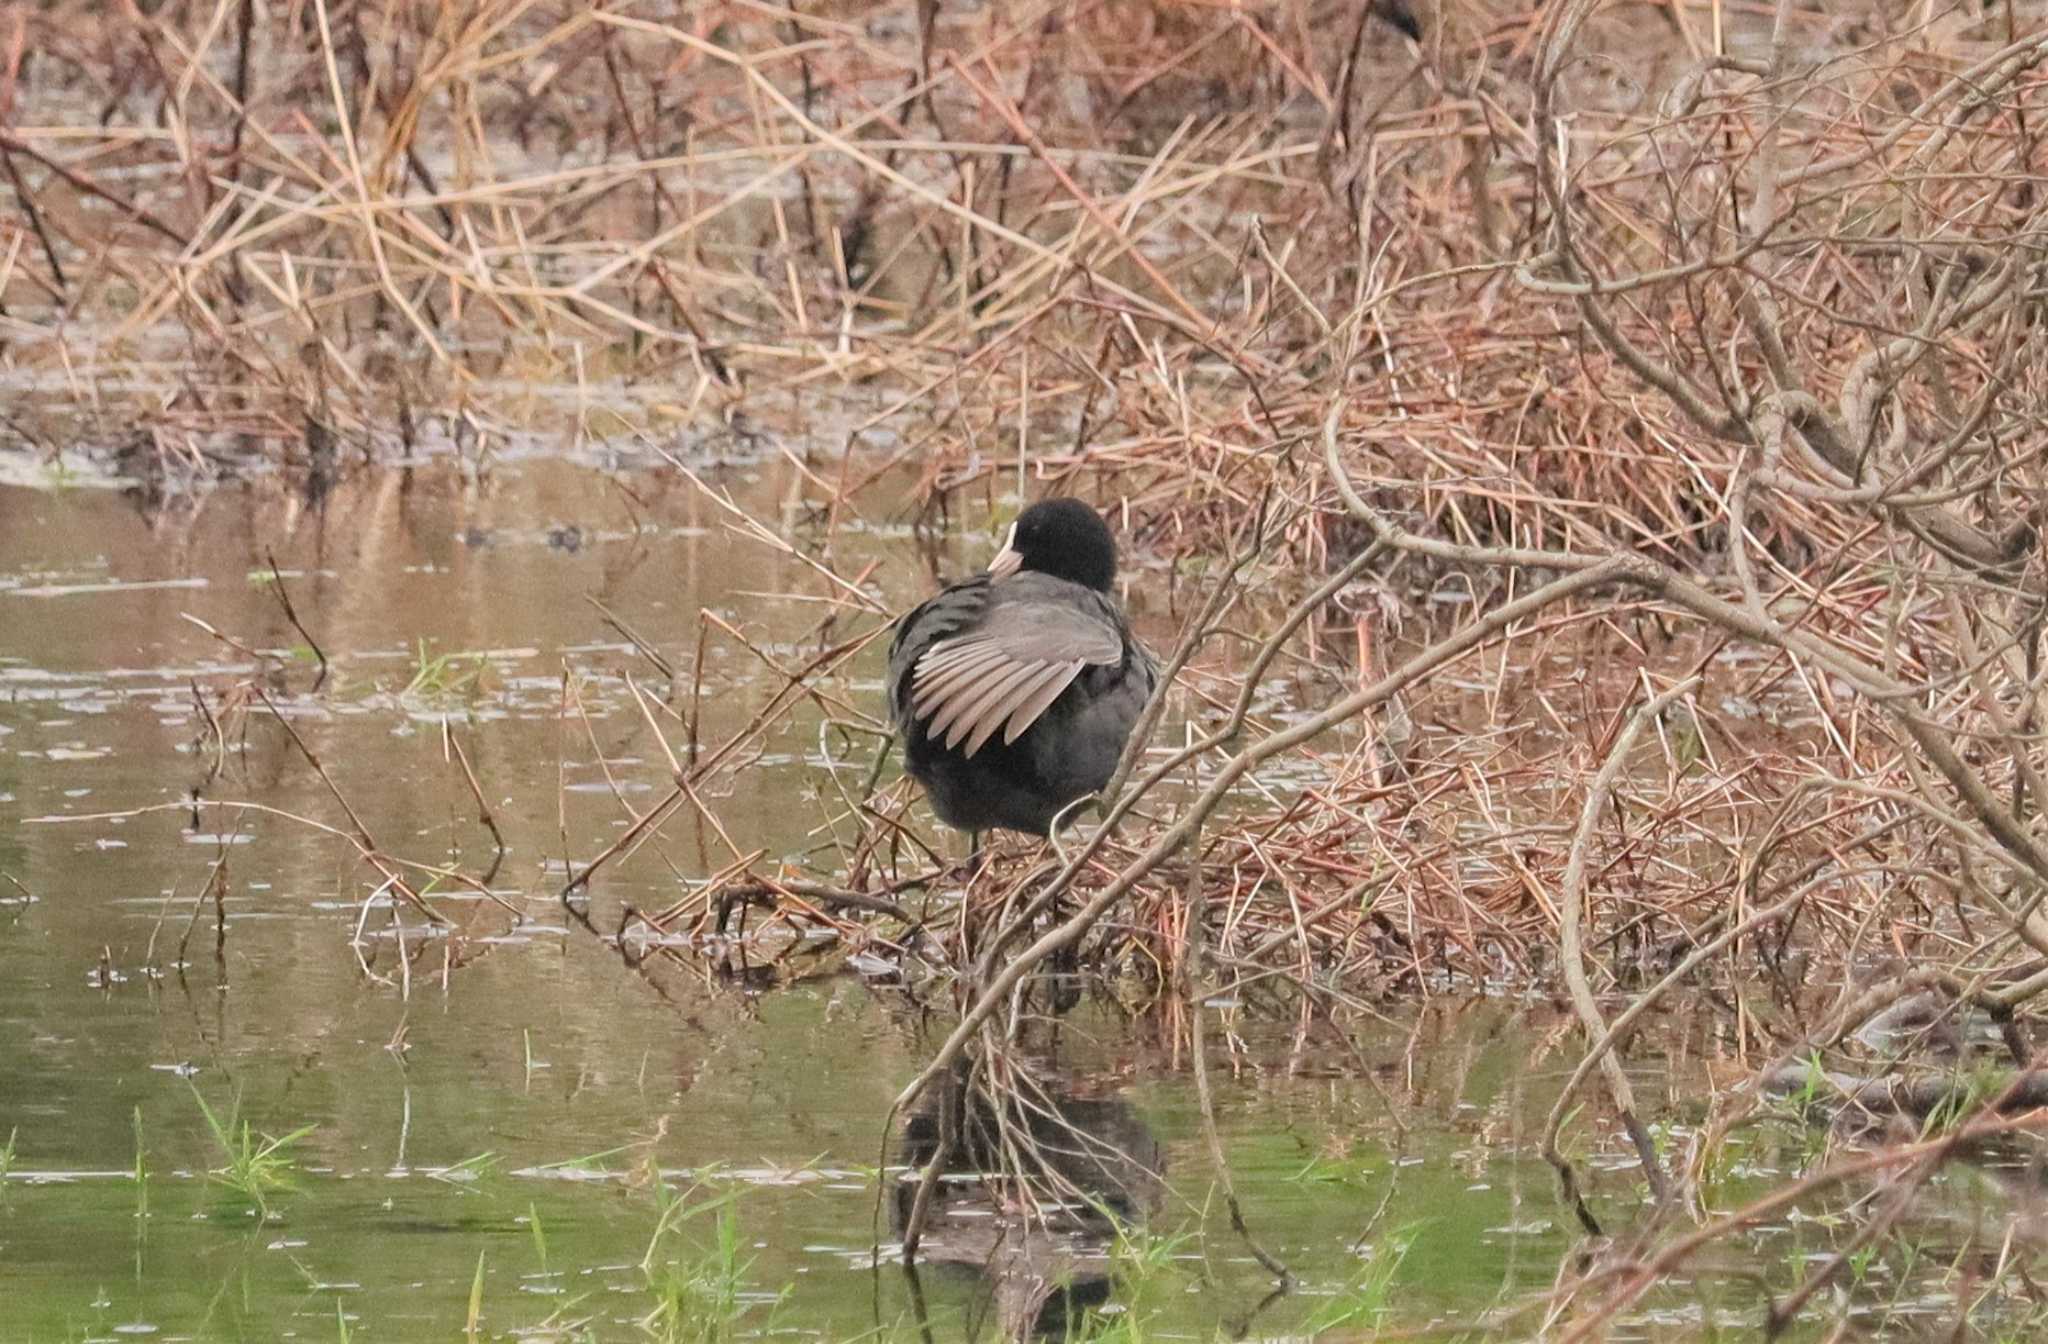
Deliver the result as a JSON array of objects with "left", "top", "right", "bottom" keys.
[{"left": 986, "top": 499, "right": 1118, "bottom": 592}]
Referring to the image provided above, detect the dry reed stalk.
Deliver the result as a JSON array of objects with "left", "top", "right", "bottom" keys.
[{"left": 21, "top": 1, "right": 2048, "bottom": 1318}]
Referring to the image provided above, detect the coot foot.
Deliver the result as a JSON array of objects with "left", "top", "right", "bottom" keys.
[{"left": 947, "top": 830, "right": 988, "bottom": 884}]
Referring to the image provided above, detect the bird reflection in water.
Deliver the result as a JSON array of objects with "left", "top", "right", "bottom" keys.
[{"left": 893, "top": 1062, "right": 1165, "bottom": 1340}]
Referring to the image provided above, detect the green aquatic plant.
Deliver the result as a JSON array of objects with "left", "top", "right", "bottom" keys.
[
  {"left": 1784, "top": 1054, "right": 1831, "bottom": 1115},
  {"left": 640, "top": 1183, "right": 776, "bottom": 1344},
  {"left": 1844, "top": 1241, "right": 1881, "bottom": 1292},
  {"left": 1920, "top": 1060, "right": 2011, "bottom": 1139},
  {"left": 1067, "top": 1304, "right": 1148, "bottom": 1344},
  {"left": 189, "top": 1084, "right": 314, "bottom": 1217},
  {"left": 466, "top": 1248, "right": 486, "bottom": 1343},
  {"left": 426, "top": 1150, "right": 500, "bottom": 1185},
  {"left": 1305, "top": 1224, "right": 1416, "bottom": 1335},
  {"left": 642, "top": 1201, "right": 744, "bottom": 1343},
  {"left": 0, "top": 1126, "right": 16, "bottom": 1180},
  {"left": 1285, "top": 1148, "right": 1384, "bottom": 1193},
  {"left": 528, "top": 1200, "right": 549, "bottom": 1271},
  {"left": 1771, "top": 1056, "right": 1839, "bottom": 1170},
  {"left": 526, "top": 1139, "right": 643, "bottom": 1177},
  {"left": 404, "top": 639, "right": 487, "bottom": 701},
  {"left": 1061, "top": 1224, "right": 1200, "bottom": 1343},
  {"left": 1107, "top": 1224, "right": 1198, "bottom": 1281}
]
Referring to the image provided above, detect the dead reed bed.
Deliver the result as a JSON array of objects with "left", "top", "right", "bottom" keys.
[{"left": 24, "top": 0, "right": 2048, "bottom": 1324}]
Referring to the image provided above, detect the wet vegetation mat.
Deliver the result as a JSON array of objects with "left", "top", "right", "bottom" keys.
[{"left": 10, "top": 0, "right": 2048, "bottom": 1337}]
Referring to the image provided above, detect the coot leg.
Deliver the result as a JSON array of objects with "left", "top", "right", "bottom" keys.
[{"left": 952, "top": 830, "right": 986, "bottom": 883}]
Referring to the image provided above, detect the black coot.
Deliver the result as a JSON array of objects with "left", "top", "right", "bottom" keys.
[{"left": 888, "top": 499, "right": 1157, "bottom": 839}]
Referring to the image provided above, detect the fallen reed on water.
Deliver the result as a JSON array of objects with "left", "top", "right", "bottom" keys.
[{"left": 23, "top": 0, "right": 2048, "bottom": 1331}]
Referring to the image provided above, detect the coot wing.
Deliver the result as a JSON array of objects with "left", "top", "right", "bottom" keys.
[{"left": 909, "top": 601, "right": 1122, "bottom": 757}]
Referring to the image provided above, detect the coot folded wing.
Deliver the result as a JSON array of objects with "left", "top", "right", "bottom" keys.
[{"left": 909, "top": 601, "right": 1122, "bottom": 756}]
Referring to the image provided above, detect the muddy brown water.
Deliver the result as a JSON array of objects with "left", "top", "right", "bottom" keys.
[{"left": 0, "top": 458, "right": 2032, "bottom": 1341}]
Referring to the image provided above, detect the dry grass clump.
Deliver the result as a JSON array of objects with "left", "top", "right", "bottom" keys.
[
  {"left": 35, "top": 0, "right": 2048, "bottom": 1324},
  {"left": 3, "top": 0, "right": 1426, "bottom": 465}
]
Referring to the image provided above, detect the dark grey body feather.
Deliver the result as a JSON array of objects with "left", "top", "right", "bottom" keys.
[{"left": 889, "top": 571, "right": 1157, "bottom": 836}]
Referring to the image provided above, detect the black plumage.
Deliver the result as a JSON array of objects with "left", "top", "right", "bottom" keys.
[{"left": 888, "top": 499, "right": 1157, "bottom": 838}]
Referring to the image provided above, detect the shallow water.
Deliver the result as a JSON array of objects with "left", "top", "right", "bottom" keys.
[{"left": 0, "top": 460, "right": 2036, "bottom": 1342}]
